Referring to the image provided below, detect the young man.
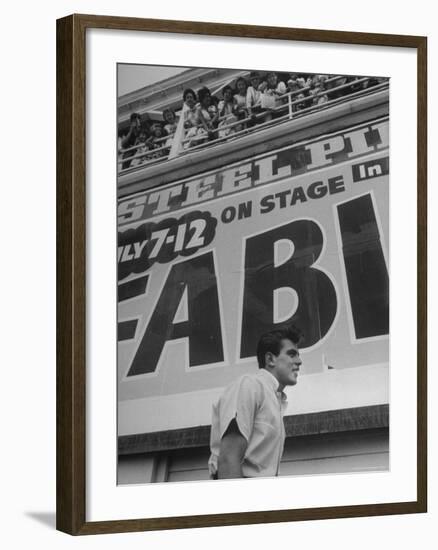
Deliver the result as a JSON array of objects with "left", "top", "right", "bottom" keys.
[{"left": 208, "top": 325, "right": 302, "bottom": 479}]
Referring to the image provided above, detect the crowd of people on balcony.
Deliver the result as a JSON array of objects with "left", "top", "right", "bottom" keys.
[{"left": 119, "top": 71, "right": 386, "bottom": 170}]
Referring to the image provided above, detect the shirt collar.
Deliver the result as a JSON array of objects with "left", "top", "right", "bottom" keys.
[{"left": 258, "top": 368, "right": 287, "bottom": 401}]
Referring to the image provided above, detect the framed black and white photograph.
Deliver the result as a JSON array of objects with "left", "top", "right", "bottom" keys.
[
  {"left": 56, "top": 14, "right": 427, "bottom": 535},
  {"left": 117, "top": 63, "right": 390, "bottom": 484}
]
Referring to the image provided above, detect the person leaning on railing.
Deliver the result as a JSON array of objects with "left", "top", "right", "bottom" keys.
[
  {"left": 161, "top": 108, "right": 178, "bottom": 155},
  {"left": 163, "top": 109, "right": 177, "bottom": 140},
  {"left": 246, "top": 71, "right": 264, "bottom": 124},
  {"left": 217, "top": 85, "right": 239, "bottom": 138},
  {"left": 182, "top": 87, "right": 199, "bottom": 149},
  {"left": 183, "top": 86, "right": 218, "bottom": 149},
  {"left": 120, "top": 112, "right": 142, "bottom": 169},
  {"left": 233, "top": 77, "right": 249, "bottom": 128},
  {"left": 208, "top": 96, "right": 219, "bottom": 130},
  {"left": 129, "top": 129, "right": 150, "bottom": 168},
  {"left": 309, "top": 75, "right": 329, "bottom": 106},
  {"left": 196, "top": 86, "right": 218, "bottom": 141},
  {"left": 145, "top": 122, "right": 167, "bottom": 159},
  {"left": 259, "top": 72, "right": 287, "bottom": 121},
  {"left": 290, "top": 76, "right": 310, "bottom": 111}
]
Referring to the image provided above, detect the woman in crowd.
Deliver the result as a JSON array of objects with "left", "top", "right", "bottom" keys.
[
  {"left": 286, "top": 76, "right": 301, "bottom": 112},
  {"left": 182, "top": 88, "right": 198, "bottom": 122},
  {"left": 286, "top": 76, "right": 298, "bottom": 91},
  {"left": 208, "top": 96, "right": 219, "bottom": 126},
  {"left": 233, "top": 77, "right": 249, "bottom": 124},
  {"left": 163, "top": 109, "right": 178, "bottom": 137},
  {"left": 145, "top": 122, "right": 167, "bottom": 159},
  {"left": 217, "top": 85, "right": 238, "bottom": 138},
  {"left": 182, "top": 88, "right": 199, "bottom": 149},
  {"left": 183, "top": 86, "right": 217, "bottom": 148},
  {"left": 130, "top": 128, "right": 150, "bottom": 167},
  {"left": 120, "top": 112, "right": 142, "bottom": 169},
  {"left": 196, "top": 86, "right": 217, "bottom": 142},
  {"left": 246, "top": 71, "right": 264, "bottom": 122},
  {"left": 309, "top": 74, "right": 329, "bottom": 106},
  {"left": 293, "top": 77, "right": 310, "bottom": 111},
  {"left": 260, "top": 72, "right": 287, "bottom": 120},
  {"left": 162, "top": 108, "right": 178, "bottom": 152}
]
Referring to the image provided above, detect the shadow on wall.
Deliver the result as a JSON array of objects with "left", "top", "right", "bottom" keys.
[{"left": 25, "top": 511, "right": 56, "bottom": 529}]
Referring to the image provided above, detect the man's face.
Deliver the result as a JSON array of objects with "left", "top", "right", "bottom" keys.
[{"left": 269, "top": 339, "right": 301, "bottom": 388}]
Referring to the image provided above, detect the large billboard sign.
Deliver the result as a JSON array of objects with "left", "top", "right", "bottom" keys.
[{"left": 117, "top": 118, "right": 389, "bottom": 404}]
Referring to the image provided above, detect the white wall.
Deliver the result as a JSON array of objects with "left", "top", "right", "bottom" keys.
[{"left": 1, "top": 0, "right": 435, "bottom": 549}]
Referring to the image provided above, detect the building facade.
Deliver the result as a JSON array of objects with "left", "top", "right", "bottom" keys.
[{"left": 117, "top": 68, "right": 389, "bottom": 483}]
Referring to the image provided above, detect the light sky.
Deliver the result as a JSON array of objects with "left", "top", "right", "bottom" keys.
[{"left": 118, "top": 64, "right": 189, "bottom": 97}]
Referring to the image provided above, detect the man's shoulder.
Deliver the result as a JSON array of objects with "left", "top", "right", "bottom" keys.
[{"left": 221, "top": 372, "right": 266, "bottom": 399}]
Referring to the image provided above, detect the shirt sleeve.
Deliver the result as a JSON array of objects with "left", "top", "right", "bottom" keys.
[{"left": 217, "top": 376, "right": 260, "bottom": 443}]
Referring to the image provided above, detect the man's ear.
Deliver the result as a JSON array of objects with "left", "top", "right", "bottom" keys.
[{"left": 265, "top": 352, "right": 275, "bottom": 368}]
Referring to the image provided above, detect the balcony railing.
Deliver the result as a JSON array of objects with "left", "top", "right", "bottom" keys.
[{"left": 118, "top": 76, "right": 388, "bottom": 176}]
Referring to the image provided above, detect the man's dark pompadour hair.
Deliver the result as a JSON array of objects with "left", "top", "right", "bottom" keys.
[{"left": 256, "top": 325, "right": 303, "bottom": 369}]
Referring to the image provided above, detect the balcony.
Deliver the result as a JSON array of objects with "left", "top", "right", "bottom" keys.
[{"left": 118, "top": 75, "right": 389, "bottom": 198}]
